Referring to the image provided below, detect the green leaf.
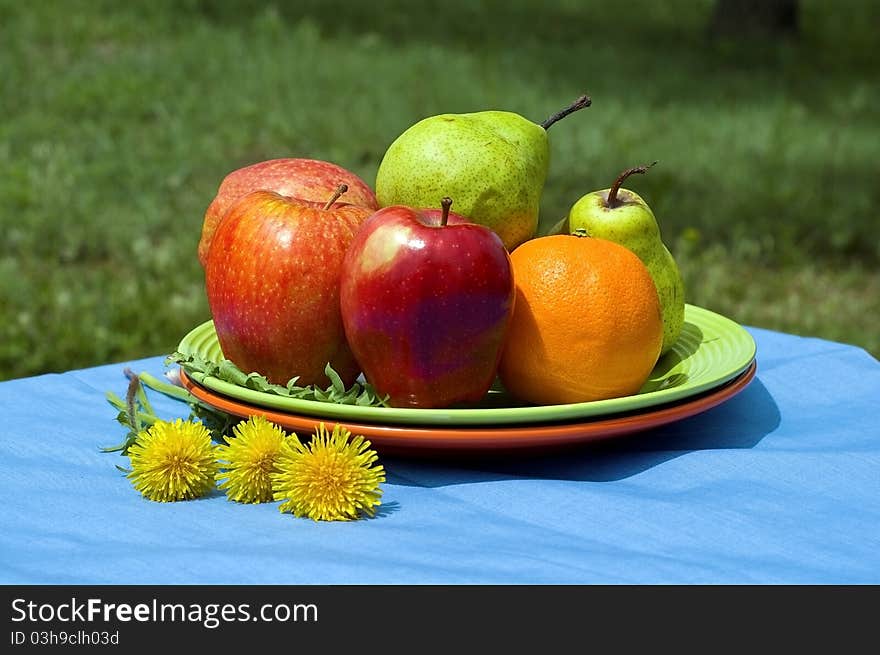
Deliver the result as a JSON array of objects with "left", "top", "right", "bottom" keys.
[
  {"left": 325, "top": 363, "right": 345, "bottom": 394},
  {"left": 167, "top": 351, "right": 389, "bottom": 407},
  {"left": 544, "top": 215, "right": 570, "bottom": 236},
  {"left": 132, "top": 375, "right": 155, "bottom": 417},
  {"left": 100, "top": 439, "right": 130, "bottom": 454},
  {"left": 189, "top": 402, "right": 239, "bottom": 442},
  {"left": 218, "top": 359, "right": 249, "bottom": 386},
  {"left": 103, "top": 365, "right": 239, "bottom": 457},
  {"left": 100, "top": 424, "right": 139, "bottom": 455}
]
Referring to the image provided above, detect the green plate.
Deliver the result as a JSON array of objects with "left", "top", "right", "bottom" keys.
[{"left": 177, "top": 304, "right": 756, "bottom": 426}]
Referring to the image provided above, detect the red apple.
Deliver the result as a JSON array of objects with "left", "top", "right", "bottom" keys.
[
  {"left": 205, "top": 185, "right": 372, "bottom": 386},
  {"left": 198, "top": 158, "right": 378, "bottom": 266},
  {"left": 339, "top": 199, "right": 515, "bottom": 408}
]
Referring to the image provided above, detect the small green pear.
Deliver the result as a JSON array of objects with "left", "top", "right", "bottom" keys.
[
  {"left": 375, "top": 95, "right": 591, "bottom": 251},
  {"left": 566, "top": 163, "right": 685, "bottom": 354}
]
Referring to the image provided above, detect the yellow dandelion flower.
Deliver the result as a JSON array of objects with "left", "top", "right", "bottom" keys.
[
  {"left": 216, "top": 415, "right": 289, "bottom": 503},
  {"left": 272, "top": 423, "right": 385, "bottom": 521},
  {"left": 127, "top": 418, "right": 218, "bottom": 502}
]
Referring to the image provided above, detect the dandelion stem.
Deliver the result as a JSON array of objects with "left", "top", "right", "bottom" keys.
[
  {"left": 137, "top": 370, "right": 196, "bottom": 404},
  {"left": 105, "top": 391, "right": 159, "bottom": 426},
  {"left": 124, "top": 367, "right": 155, "bottom": 417},
  {"left": 125, "top": 375, "right": 142, "bottom": 433}
]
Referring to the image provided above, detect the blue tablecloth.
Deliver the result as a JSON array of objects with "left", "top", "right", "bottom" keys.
[{"left": 1, "top": 327, "right": 878, "bottom": 584}]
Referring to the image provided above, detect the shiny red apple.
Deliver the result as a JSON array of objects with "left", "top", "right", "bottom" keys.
[
  {"left": 205, "top": 185, "right": 372, "bottom": 386},
  {"left": 198, "top": 158, "right": 378, "bottom": 266},
  {"left": 339, "top": 199, "right": 515, "bottom": 408}
]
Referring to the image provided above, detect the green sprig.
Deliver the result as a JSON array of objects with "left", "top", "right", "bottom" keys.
[
  {"left": 102, "top": 368, "right": 239, "bottom": 456},
  {"left": 166, "top": 352, "right": 389, "bottom": 408},
  {"left": 103, "top": 353, "right": 387, "bottom": 458},
  {"left": 102, "top": 374, "right": 151, "bottom": 455}
]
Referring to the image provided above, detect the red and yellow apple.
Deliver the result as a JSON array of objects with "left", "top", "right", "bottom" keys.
[
  {"left": 198, "top": 158, "right": 378, "bottom": 266},
  {"left": 204, "top": 186, "right": 372, "bottom": 386}
]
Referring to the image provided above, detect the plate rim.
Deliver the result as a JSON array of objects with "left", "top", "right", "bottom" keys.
[
  {"left": 178, "top": 303, "right": 756, "bottom": 426},
  {"left": 179, "top": 361, "right": 757, "bottom": 453}
]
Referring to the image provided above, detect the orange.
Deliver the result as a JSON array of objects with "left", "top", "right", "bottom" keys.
[{"left": 499, "top": 234, "right": 663, "bottom": 405}]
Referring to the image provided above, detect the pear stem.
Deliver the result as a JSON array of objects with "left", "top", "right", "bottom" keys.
[
  {"left": 539, "top": 94, "right": 591, "bottom": 130},
  {"left": 605, "top": 161, "right": 658, "bottom": 208},
  {"left": 322, "top": 184, "right": 348, "bottom": 210},
  {"left": 440, "top": 197, "right": 453, "bottom": 227}
]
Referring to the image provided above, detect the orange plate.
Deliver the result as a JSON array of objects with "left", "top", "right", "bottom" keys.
[{"left": 179, "top": 361, "right": 756, "bottom": 457}]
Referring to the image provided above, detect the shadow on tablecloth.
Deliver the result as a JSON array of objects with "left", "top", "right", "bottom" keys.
[{"left": 384, "top": 377, "right": 780, "bottom": 485}]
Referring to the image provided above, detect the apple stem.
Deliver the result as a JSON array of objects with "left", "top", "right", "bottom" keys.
[
  {"left": 440, "top": 197, "right": 453, "bottom": 227},
  {"left": 539, "top": 94, "right": 591, "bottom": 130},
  {"left": 322, "top": 184, "right": 349, "bottom": 210},
  {"left": 605, "top": 161, "right": 658, "bottom": 208}
]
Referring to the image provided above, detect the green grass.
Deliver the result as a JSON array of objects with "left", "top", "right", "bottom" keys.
[{"left": 1, "top": 0, "right": 878, "bottom": 380}]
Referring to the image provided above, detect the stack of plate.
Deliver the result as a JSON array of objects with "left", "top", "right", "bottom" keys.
[{"left": 176, "top": 304, "right": 756, "bottom": 456}]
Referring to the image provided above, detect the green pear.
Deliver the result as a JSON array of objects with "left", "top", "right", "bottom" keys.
[
  {"left": 375, "top": 95, "right": 591, "bottom": 251},
  {"left": 566, "top": 163, "right": 685, "bottom": 355}
]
